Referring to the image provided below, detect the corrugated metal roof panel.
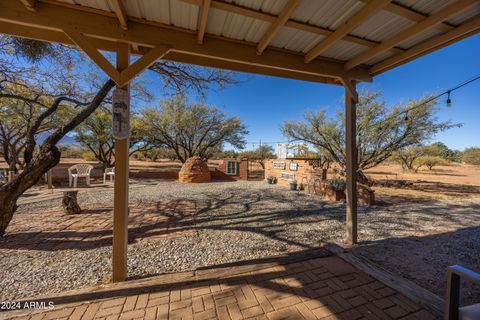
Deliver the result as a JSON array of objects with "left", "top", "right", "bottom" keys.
[
  {"left": 269, "top": 27, "right": 325, "bottom": 53},
  {"left": 125, "top": 0, "right": 172, "bottom": 25},
  {"left": 291, "top": 0, "right": 364, "bottom": 30},
  {"left": 395, "top": 0, "right": 454, "bottom": 15},
  {"left": 398, "top": 28, "right": 442, "bottom": 49},
  {"left": 321, "top": 40, "right": 369, "bottom": 61},
  {"left": 351, "top": 11, "right": 415, "bottom": 43},
  {"left": 364, "top": 50, "right": 396, "bottom": 66},
  {"left": 233, "top": 0, "right": 289, "bottom": 15},
  {"left": 206, "top": 8, "right": 270, "bottom": 43},
  {"left": 169, "top": 0, "right": 199, "bottom": 30},
  {"left": 447, "top": 2, "right": 480, "bottom": 25}
]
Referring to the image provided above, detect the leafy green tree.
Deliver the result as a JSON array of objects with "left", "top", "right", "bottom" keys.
[
  {"left": 74, "top": 107, "right": 151, "bottom": 168},
  {"left": 133, "top": 147, "right": 178, "bottom": 161},
  {"left": 462, "top": 148, "right": 480, "bottom": 165},
  {"left": 417, "top": 155, "right": 448, "bottom": 170},
  {"left": 424, "top": 142, "right": 460, "bottom": 161},
  {"left": 210, "top": 149, "right": 239, "bottom": 159},
  {"left": 239, "top": 145, "right": 275, "bottom": 169},
  {"left": 140, "top": 95, "right": 248, "bottom": 163},
  {"left": 392, "top": 146, "right": 426, "bottom": 172},
  {"left": 281, "top": 89, "right": 460, "bottom": 182}
]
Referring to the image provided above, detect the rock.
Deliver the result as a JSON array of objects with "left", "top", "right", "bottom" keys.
[{"left": 178, "top": 156, "right": 211, "bottom": 183}]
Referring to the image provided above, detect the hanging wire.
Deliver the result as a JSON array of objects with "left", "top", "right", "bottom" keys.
[
  {"left": 243, "top": 74, "right": 480, "bottom": 146},
  {"left": 398, "top": 73, "right": 480, "bottom": 118}
]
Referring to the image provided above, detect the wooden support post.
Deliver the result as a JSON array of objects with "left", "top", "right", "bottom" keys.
[
  {"left": 343, "top": 78, "right": 358, "bottom": 245},
  {"left": 112, "top": 42, "right": 130, "bottom": 283},
  {"left": 47, "top": 169, "right": 53, "bottom": 189}
]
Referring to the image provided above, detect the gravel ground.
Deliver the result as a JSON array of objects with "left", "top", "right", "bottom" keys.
[{"left": 1, "top": 180, "right": 480, "bottom": 303}]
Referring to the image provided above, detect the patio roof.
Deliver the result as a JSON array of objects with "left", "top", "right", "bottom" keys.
[
  {"left": 1, "top": 0, "right": 479, "bottom": 284},
  {"left": 1, "top": 0, "right": 479, "bottom": 86}
]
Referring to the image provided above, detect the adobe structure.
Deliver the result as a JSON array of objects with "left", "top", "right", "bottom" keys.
[
  {"left": 178, "top": 156, "right": 211, "bottom": 183},
  {"left": 212, "top": 158, "right": 249, "bottom": 181}
]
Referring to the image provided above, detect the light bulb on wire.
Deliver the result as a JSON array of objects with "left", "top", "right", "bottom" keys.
[{"left": 446, "top": 91, "right": 452, "bottom": 107}]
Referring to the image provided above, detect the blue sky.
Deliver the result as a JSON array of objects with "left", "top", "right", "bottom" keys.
[{"left": 175, "top": 33, "right": 480, "bottom": 152}]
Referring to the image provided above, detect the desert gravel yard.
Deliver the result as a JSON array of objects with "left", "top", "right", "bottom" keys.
[{"left": 1, "top": 180, "right": 480, "bottom": 303}]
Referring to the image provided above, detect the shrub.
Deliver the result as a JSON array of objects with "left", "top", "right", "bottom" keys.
[
  {"left": 328, "top": 178, "right": 346, "bottom": 191},
  {"left": 81, "top": 151, "right": 97, "bottom": 161},
  {"left": 462, "top": 148, "right": 480, "bottom": 165}
]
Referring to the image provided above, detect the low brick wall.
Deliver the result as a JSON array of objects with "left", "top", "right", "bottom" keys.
[{"left": 265, "top": 159, "right": 321, "bottom": 188}]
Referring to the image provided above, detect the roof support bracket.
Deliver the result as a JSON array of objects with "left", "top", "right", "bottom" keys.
[
  {"left": 340, "top": 77, "right": 359, "bottom": 103},
  {"left": 64, "top": 28, "right": 169, "bottom": 87}
]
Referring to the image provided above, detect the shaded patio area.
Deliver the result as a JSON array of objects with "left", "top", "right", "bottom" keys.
[{"left": 1, "top": 250, "right": 437, "bottom": 320}]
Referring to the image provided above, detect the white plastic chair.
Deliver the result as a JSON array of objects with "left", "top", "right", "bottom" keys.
[
  {"left": 103, "top": 167, "right": 115, "bottom": 184},
  {"left": 68, "top": 164, "right": 93, "bottom": 188}
]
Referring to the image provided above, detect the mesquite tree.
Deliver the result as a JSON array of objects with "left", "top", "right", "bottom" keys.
[
  {"left": 0, "top": 80, "right": 115, "bottom": 235},
  {"left": 282, "top": 89, "right": 460, "bottom": 183},
  {"left": 140, "top": 95, "right": 248, "bottom": 163},
  {"left": 74, "top": 107, "right": 151, "bottom": 168}
]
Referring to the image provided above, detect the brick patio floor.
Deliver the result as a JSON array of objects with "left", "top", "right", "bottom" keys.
[
  {"left": 2, "top": 254, "right": 438, "bottom": 320},
  {"left": 0, "top": 200, "right": 196, "bottom": 252}
]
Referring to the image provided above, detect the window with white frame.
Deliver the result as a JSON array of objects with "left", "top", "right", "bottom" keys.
[{"left": 225, "top": 161, "right": 238, "bottom": 175}]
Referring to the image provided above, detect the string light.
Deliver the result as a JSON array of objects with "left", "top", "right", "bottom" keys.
[
  {"left": 446, "top": 90, "right": 452, "bottom": 107},
  {"left": 398, "top": 73, "right": 480, "bottom": 118}
]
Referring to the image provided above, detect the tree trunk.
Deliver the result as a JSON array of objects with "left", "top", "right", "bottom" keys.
[
  {"left": 0, "top": 192, "right": 16, "bottom": 237},
  {"left": 357, "top": 170, "right": 372, "bottom": 186},
  {"left": 0, "top": 146, "right": 61, "bottom": 236},
  {"left": 62, "top": 191, "right": 81, "bottom": 214}
]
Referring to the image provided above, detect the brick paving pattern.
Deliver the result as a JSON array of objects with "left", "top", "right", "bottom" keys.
[
  {"left": 0, "top": 200, "right": 196, "bottom": 252},
  {"left": 3, "top": 256, "right": 438, "bottom": 320}
]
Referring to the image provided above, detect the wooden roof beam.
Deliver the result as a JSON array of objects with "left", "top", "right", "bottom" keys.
[
  {"left": 111, "top": 0, "right": 128, "bottom": 30},
  {"left": 371, "top": 16, "right": 480, "bottom": 75},
  {"left": 0, "top": 0, "right": 372, "bottom": 83},
  {"left": 358, "top": 0, "right": 456, "bottom": 33},
  {"left": 19, "top": 0, "right": 36, "bottom": 12},
  {"left": 0, "top": 21, "right": 341, "bottom": 85},
  {"left": 257, "top": 0, "right": 300, "bottom": 55},
  {"left": 180, "top": 0, "right": 405, "bottom": 54},
  {"left": 304, "top": 0, "right": 392, "bottom": 64},
  {"left": 197, "top": 0, "right": 211, "bottom": 44},
  {"left": 345, "top": 0, "right": 477, "bottom": 70}
]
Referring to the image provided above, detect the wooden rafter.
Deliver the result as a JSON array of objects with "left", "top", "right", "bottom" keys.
[
  {"left": 257, "top": 0, "right": 300, "bottom": 55},
  {"left": 111, "top": 0, "right": 128, "bottom": 30},
  {"left": 345, "top": 0, "right": 477, "bottom": 70},
  {"left": 358, "top": 0, "right": 455, "bottom": 33},
  {"left": 304, "top": 0, "right": 392, "bottom": 64},
  {"left": 371, "top": 16, "right": 480, "bottom": 74},
  {"left": 180, "top": 0, "right": 405, "bottom": 54},
  {"left": 197, "top": 0, "right": 211, "bottom": 44},
  {"left": 0, "top": 0, "right": 371, "bottom": 83},
  {"left": 119, "top": 45, "right": 170, "bottom": 87},
  {"left": 19, "top": 0, "right": 36, "bottom": 11}
]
